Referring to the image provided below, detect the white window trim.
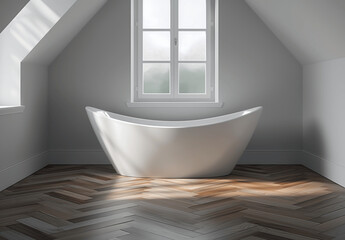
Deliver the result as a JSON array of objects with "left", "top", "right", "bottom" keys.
[
  {"left": 0, "top": 106, "right": 25, "bottom": 116},
  {"left": 127, "top": 101, "right": 223, "bottom": 108},
  {"left": 130, "top": 0, "right": 220, "bottom": 107}
]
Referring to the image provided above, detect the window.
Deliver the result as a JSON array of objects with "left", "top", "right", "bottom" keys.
[{"left": 131, "top": 0, "right": 219, "bottom": 106}]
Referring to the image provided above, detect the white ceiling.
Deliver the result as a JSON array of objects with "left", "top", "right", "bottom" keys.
[
  {"left": 246, "top": 0, "right": 345, "bottom": 65},
  {"left": 24, "top": 0, "right": 108, "bottom": 65},
  {"left": 0, "top": 0, "right": 29, "bottom": 33},
  {"left": 0, "top": 0, "right": 107, "bottom": 105}
]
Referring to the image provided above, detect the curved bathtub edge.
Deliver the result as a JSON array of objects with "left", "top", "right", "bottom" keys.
[{"left": 85, "top": 106, "right": 263, "bottom": 129}]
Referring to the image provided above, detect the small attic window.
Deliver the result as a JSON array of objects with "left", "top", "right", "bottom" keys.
[{"left": 129, "top": 0, "right": 220, "bottom": 107}]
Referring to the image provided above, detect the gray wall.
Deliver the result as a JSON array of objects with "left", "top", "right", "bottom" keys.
[
  {"left": 0, "top": 0, "right": 29, "bottom": 33},
  {"left": 303, "top": 58, "right": 345, "bottom": 186},
  {"left": 0, "top": 62, "right": 48, "bottom": 190},
  {"left": 48, "top": 0, "right": 302, "bottom": 162},
  {"left": 0, "top": 0, "right": 108, "bottom": 189},
  {"left": 0, "top": 0, "right": 48, "bottom": 191},
  {"left": 245, "top": 0, "right": 345, "bottom": 186}
]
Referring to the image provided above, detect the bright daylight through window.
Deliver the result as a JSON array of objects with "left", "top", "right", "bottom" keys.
[{"left": 131, "top": 0, "right": 219, "bottom": 105}]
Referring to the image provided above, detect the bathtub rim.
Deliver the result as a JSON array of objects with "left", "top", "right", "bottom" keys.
[{"left": 85, "top": 106, "right": 262, "bottom": 129}]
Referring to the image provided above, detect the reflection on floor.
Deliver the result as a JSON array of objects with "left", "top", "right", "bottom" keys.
[{"left": 0, "top": 165, "right": 344, "bottom": 239}]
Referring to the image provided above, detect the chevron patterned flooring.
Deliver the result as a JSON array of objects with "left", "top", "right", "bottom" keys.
[{"left": 0, "top": 165, "right": 345, "bottom": 240}]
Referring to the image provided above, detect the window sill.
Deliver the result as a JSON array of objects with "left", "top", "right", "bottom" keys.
[
  {"left": 0, "top": 106, "right": 25, "bottom": 116},
  {"left": 127, "top": 102, "right": 224, "bottom": 108}
]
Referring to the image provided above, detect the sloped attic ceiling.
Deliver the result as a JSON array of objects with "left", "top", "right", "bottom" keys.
[
  {"left": 246, "top": 0, "right": 345, "bottom": 65},
  {"left": 0, "top": 0, "right": 29, "bottom": 33},
  {"left": 0, "top": 0, "right": 107, "bottom": 106}
]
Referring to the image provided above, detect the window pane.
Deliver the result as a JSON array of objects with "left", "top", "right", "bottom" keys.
[
  {"left": 179, "top": 31, "right": 206, "bottom": 61},
  {"left": 179, "top": 63, "right": 206, "bottom": 94},
  {"left": 179, "top": 0, "right": 206, "bottom": 29},
  {"left": 144, "top": 63, "right": 170, "bottom": 93},
  {"left": 143, "top": 31, "right": 170, "bottom": 61},
  {"left": 143, "top": 0, "right": 170, "bottom": 29}
]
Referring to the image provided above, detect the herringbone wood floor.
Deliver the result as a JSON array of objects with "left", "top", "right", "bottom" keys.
[{"left": 1, "top": 165, "right": 345, "bottom": 240}]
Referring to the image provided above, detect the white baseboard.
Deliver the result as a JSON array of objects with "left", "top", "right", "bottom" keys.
[
  {"left": 239, "top": 150, "right": 302, "bottom": 164},
  {"left": 302, "top": 151, "right": 345, "bottom": 187},
  {"left": 48, "top": 149, "right": 109, "bottom": 164},
  {"left": 48, "top": 149, "right": 302, "bottom": 165},
  {"left": 3, "top": 150, "right": 344, "bottom": 190},
  {"left": 0, "top": 152, "right": 48, "bottom": 191}
]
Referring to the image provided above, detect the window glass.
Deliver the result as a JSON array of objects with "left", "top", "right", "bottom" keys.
[
  {"left": 143, "top": 31, "right": 171, "bottom": 61},
  {"left": 179, "top": 0, "right": 206, "bottom": 29},
  {"left": 143, "top": 63, "right": 170, "bottom": 93},
  {"left": 179, "top": 31, "right": 206, "bottom": 61},
  {"left": 179, "top": 63, "right": 206, "bottom": 93},
  {"left": 143, "top": 0, "right": 170, "bottom": 29}
]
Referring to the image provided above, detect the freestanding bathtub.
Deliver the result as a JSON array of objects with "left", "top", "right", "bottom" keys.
[{"left": 86, "top": 106, "right": 262, "bottom": 178}]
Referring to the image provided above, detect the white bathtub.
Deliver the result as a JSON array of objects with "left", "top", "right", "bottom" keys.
[{"left": 86, "top": 106, "right": 262, "bottom": 178}]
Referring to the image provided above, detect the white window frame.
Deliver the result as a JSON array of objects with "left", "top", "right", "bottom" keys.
[{"left": 130, "top": 0, "right": 220, "bottom": 107}]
